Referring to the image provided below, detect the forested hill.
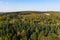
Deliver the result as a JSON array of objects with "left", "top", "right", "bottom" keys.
[{"left": 0, "top": 11, "right": 60, "bottom": 40}]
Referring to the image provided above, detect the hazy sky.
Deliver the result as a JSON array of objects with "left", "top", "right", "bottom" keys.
[{"left": 0, "top": 0, "right": 60, "bottom": 12}]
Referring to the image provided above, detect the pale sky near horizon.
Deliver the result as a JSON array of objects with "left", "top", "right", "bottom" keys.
[{"left": 0, "top": 0, "right": 60, "bottom": 12}]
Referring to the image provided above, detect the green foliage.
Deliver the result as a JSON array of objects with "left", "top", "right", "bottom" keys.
[
  {"left": 30, "top": 32, "right": 37, "bottom": 40},
  {"left": 0, "top": 12, "right": 60, "bottom": 40}
]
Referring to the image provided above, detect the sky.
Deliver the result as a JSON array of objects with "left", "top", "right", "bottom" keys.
[{"left": 0, "top": 0, "right": 60, "bottom": 12}]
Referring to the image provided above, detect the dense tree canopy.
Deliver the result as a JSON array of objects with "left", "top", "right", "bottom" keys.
[{"left": 0, "top": 12, "right": 60, "bottom": 40}]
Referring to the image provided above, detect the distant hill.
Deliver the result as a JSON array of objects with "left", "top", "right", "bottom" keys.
[{"left": 0, "top": 11, "right": 60, "bottom": 17}]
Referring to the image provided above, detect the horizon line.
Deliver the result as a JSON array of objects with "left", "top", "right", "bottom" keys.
[{"left": 0, "top": 10, "right": 60, "bottom": 13}]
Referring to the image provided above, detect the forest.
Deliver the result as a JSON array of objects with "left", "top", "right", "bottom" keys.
[{"left": 0, "top": 11, "right": 60, "bottom": 40}]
